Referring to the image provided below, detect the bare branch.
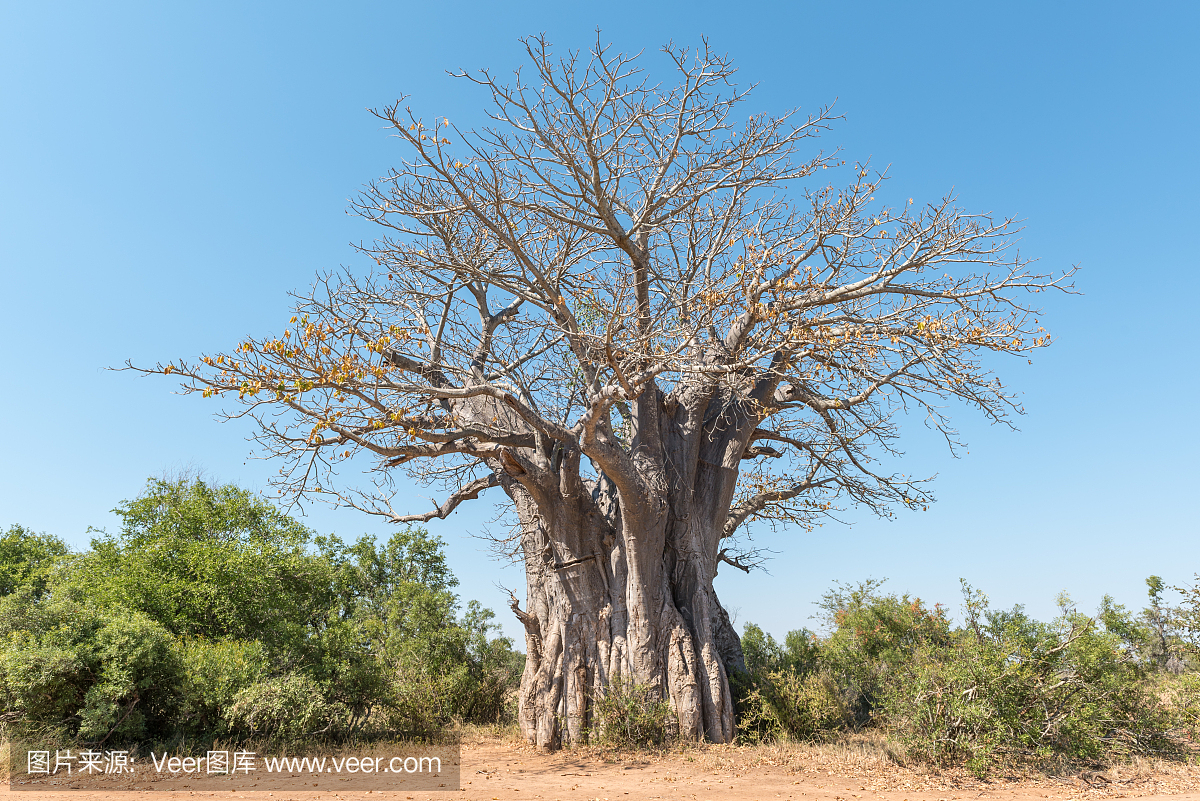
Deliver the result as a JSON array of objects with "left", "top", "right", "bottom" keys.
[{"left": 387, "top": 473, "right": 500, "bottom": 523}]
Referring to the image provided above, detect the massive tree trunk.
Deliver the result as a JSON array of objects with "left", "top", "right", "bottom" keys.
[
  {"left": 499, "top": 384, "right": 752, "bottom": 749},
  {"left": 508, "top": 489, "right": 742, "bottom": 749}
]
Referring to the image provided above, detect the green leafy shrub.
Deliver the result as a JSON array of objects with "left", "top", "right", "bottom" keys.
[
  {"left": 1165, "top": 671, "right": 1200, "bottom": 740},
  {"left": 741, "top": 623, "right": 820, "bottom": 676},
  {"left": 0, "top": 525, "right": 69, "bottom": 599},
  {"left": 592, "top": 681, "right": 675, "bottom": 747},
  {"left": 0, "top": 592, "right": 182, "bottom": 743},
  {"left": 737, "top": 621, "right": 835, "bottom": 740},
  {"left": 879, "top": 597, "right": 1174, "bottom": 773},
  {"left": 739, "top": 668, "right": 847, "bottom": 742},
  {"left": 737, "top": 579, "right": 1195, "bottom": 773},
  {"left": 456, "top": 601, "right": 525, "bottom": 723},
  {"left": 77, "top": 609, "right": 183, "bottom": 742},
  {"left": 175, "top": 638, "right": 268, "bottom": 738},
  {"left": 225, "top": 674, "right": 337, "bottom": 741},
  {"left": 818, "top": 579, "right": 952, "bottom": 726},
  {"left": 386, "top": 661, "right": 465, "bottom": 737}
]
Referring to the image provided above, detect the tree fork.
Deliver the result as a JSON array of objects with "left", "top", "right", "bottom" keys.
[{"left": 503, "top": 426, "right": 745, "bottom": 749}]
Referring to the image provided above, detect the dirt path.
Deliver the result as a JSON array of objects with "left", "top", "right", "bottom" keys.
[
  {"left": 7, "top": 736, "right": 1200, "bottom": 801},
  {"left": 453, "top": 739, "right": 1200, "bottom": 801}
]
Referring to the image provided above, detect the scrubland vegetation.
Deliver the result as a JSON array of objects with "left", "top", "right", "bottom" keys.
[
  {"left": 3, "top": 479, "right": 1198, "bottom": 776},
  {"left": 731, "top": 578, "right": 1200, "bottom": 775},
  {"left": 0, "top": 477, "right": 523, "bottom": 747}
]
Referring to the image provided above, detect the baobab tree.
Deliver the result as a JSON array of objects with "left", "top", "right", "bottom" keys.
[{"left": 138, "top": 36, "right": 1070, "bottom": 749}]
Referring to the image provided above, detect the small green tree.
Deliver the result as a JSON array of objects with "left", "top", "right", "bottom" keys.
[
  {"left": 61, "top": 477, "right": 334, "bottom": 653},
  {"left": 737, "top": 623, "right": 843, "bottom": 743},
  {"left": 1172, "top": 574, "right": 1200, "bottom": 660},
  {"left": 741, "top": 623, "right": 819, "bottom": 677},
  {"left": 0, "top": 525, "right": 70, "bottom": 598},
  {"left": 1143, "top": 576, "right": 1175, "bottom": 668},
  {"left": 818, "top": 579, "right": 951, "bottom": 724}
]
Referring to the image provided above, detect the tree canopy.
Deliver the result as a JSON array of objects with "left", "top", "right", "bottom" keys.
[
  {"left": 0, "top": 524, "right": 69, "bottom": 598},
  {"left": 134, "top": 36, "right": 1072, "bottom": 747}
]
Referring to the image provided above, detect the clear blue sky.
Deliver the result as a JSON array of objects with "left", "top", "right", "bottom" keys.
[{"left": 2, "top": 1, "right": 1197, "bottom": 642}]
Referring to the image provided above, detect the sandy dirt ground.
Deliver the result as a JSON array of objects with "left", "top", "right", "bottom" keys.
[{"left": 7, "top": 734, "right": 1200, "bottom": 801}]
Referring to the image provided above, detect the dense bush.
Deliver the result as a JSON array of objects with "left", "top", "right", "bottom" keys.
[
  {"left": 0, "top": 525, "right": 69, "bottom": 598},
  {"left": 737, "top": 579, "right": 1200, "bottom": 773},
  {"left": 591, "top": 681, "right": 675, "bottom": 748},
  {"left": 818, "top": 579, "right": 952, "bottom": 726},
  {"left": 0, "top": 591, "right": 182, "bottom": 742},
  {"left": 739, "top": 667, "right": 847, "bottom": 742},
  {"left": 224, "top": 673, "right": 336, "bottom": 740},
  {"left": 880, "top": 587, "right": 1175, "bottom": 773},
  {"left": 0, "top": 477, "right": 523, "bottom": 746},
  {"left": 174, "top": 638, "right": 268, "bottom": 737},
  {"left": 738, "top": 623, "right": 845, "bottom": 742}
]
